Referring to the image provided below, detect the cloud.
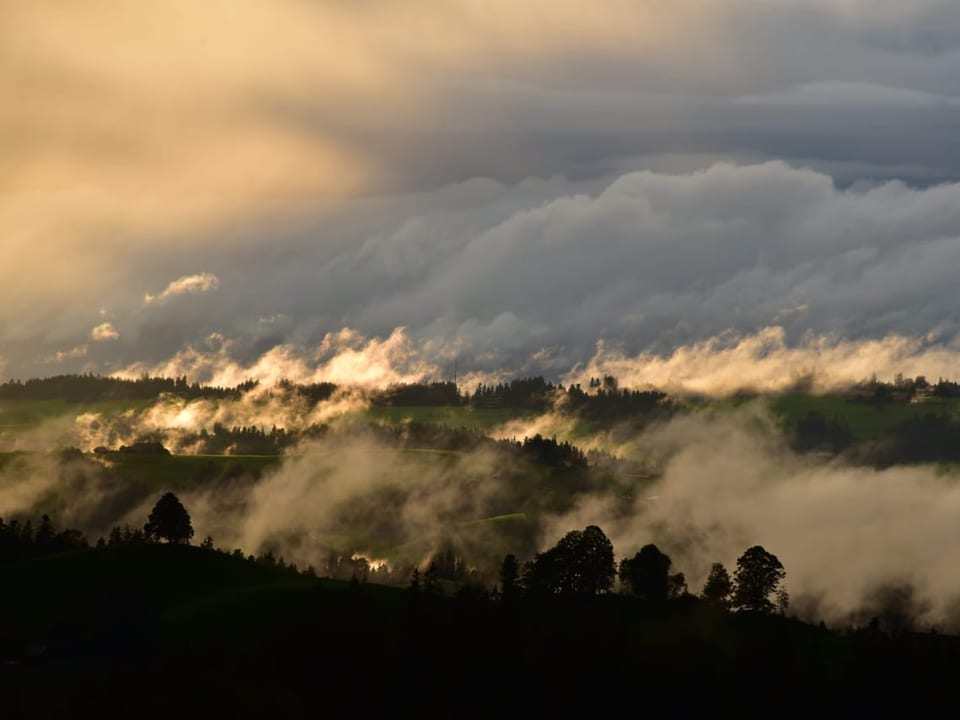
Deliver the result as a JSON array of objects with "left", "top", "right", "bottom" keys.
[
  {"left": 8, "top": 161, "right": 960, "bottom": 381},
  {"left": 72, "top": 384, "right": 370, "bottom": 455},
  {"left": 11, "top": 2, "right": 960, "bottom": 626},
  {"left": 299, "top": 162, "right": 960, "bottom": 376},
  {"left": 257, "top": 314, "right": 289, "bottom": 327},
  {"left": 540, "top": 408, "right": 960, "bottom": 629},
  {"left": 7, "top": 2, "right": 960, "bottom": 374},
  {"left": 18, "top": 394, "right": 960, "bottom": 628},
  {"left": 144, "top": 273, "right": 220, "bottom": 306},
  {"left": 564, "top": 326, "right": 960, "bottom": 395},
  {"left": 734, "top": 81, "right": 960, "bottom": 108},
  {"left": 90, "top": 322, "right": 119, "bottom": 342},
  {"left": 44, "top": 345, "right": 88, "bottom": 364},
  {"left": 114, "top": 327, "right": 443, "bottom": 389},
  {"left": 107, "top": 322, "right": 960, "bottom": 400}
]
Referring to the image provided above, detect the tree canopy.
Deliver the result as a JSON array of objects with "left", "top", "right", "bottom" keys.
[
  {"left": 619, "top": 543, "right": 685, "bottom": 603},
  {"left": 701, "top": 562, "right": 733, "bottom": 609},
  {"left": 731, "top": 545, "right": 786, "bottom": 613},
  {"left": 523, "top": 525, "right": 615, "bottom": 596},
  {"left": 144, "top": 492, "right": 195, "bottom": 544},
  {"left": 499, "top": 553, "right": 521, "bottom": 602}
]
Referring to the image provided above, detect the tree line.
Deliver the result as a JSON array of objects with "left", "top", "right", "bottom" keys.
[
  {"left": 2, "top": 497, "right": 786, "bottom": 618},
  {"left": 0, "top": 372, "right": 675, "bottom": 424},
  {"left": 0, "top": 373, "right": 258, "bottom": 402},
  {"left": 790, "top": 409, "right": 960, "bottom": 465},
  {"left": 490, "top": 524, "right": 788, "bottom": 615},
  {"left": 9, "top": 369, "right": 960, "bottom": 408}
]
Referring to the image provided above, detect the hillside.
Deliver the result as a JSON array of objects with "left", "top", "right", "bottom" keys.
[{"left": 3, "top": 543, "right": 960, "bottom": 716}]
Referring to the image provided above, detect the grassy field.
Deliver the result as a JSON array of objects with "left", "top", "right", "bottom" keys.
[
  {"left": 364, "top": 396, "right": 960, "bottom": 446},
  {"left": 2, "top": 399, "right": 547, "bottom": 452},
  {"left": 0, "top": 398, "right": 152, "bottom": 429},
  {"left": 0, "top": 399, "right": 537, "bottom": 433},
  {"left": 363, "top": 405, "right": 537, "bottom": 429},
  {"left": 0, "top": 398, "right": 153, "bottom": 452},
  {"left": 767, "top": 394, "right": 960, "bottom": 440},
  {"left": 5, "top": 391, "right": 957, "bottom": 456},
  {"left": 106, "top": 453, "right": 282, "bottom": 489}
]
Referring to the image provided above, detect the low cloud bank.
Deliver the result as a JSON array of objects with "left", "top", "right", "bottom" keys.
[
  {"left": 542, "top": 408, "right": 960, "bottom": 630},
  {"left": 7, "top": 399, "right": 960, "bottom": 629},
  {"left": 565, "top": 326, "right": 960, "bottom": 395},
  {"left": 114, "top": 327, "right": 442, "bottom": 389},
  {"left": 112, "top": 323, "right": 960, "bottom": 398}
]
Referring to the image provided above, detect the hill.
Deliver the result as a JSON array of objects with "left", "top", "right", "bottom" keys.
[{"left": 4, "top": 543, "right": 960, "bottom": 716}]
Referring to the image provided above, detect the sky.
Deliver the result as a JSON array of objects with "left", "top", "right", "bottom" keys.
[{"left": 5, "top": 0, "right": 960, "bottom": 388}]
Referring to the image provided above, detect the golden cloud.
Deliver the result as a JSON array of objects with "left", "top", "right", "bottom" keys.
[
  {"left": 565, "top": 326, "right": 960, "bottom": 395},
  {"left": 144, "top": 273, "right": 220, "bottom": 305},
  {"left": 90, "top": 322, "right": 120, "bottom": 342}
]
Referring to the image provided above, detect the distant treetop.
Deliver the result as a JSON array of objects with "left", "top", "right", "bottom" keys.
[{"left": 0, "top": 373, "right": 257, "bottom": 402}]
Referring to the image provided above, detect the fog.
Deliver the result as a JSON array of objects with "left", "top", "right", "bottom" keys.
[
  {"left": 7, "top": 388, "right": 960, "bottom": 630},
  {"left": 540, "top": 407, "right": 960, "bottom": 630}
]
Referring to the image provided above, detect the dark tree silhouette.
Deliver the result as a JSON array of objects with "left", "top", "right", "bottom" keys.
[
  {"left": 668, "top": 571, "right": 687, "bottom": 599},
  {"left": 0, "top": 372, "right": 258, "bottom": 402},
  {"left": 524, "top": 525, "right": 615, "bottom": 596},
  {"left": 701, "top": 562, "right": 733, "bottom": 609},
  {"left": 732, "top": 545, "right": 786, "bottom": 614},
  {"left": 144, "top": 492, "right": 194, "bottom": 544},
  {"left": 619, "top": 543, "right": 685, "bottom": 602},
  {"left": 499, "top": 553, "right": 521, "bottom": 602},
  {"left": 423, "top": 562, "right": 442, "bottom": 595},
  {"left": 35, "top": 515, "right": 56, "bottom": 549},
  {"left": 0, "top": 515, "right": 87, "bottom": 562}
]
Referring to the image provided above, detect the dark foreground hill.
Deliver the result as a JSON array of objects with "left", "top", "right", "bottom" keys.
[{"left": 3, "top": 544, "right": 960, "bottom": 717}]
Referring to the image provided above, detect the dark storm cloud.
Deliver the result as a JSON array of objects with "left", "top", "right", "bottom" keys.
[
  {"left": 6, "top": 1, "right": 960, "bottom": 379},
  {"left": 32, "top": 162, "right": 957, "bottom": 388}
]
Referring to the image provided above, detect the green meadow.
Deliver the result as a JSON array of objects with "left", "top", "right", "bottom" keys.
[
  {"left": 0, "top": 398, "right": 152, "bottom": 429},
  {"left": 5, "top": 392, "right": 958, "bottom": 465},
  {"left": 362, "top": 404, "right": 537, "bottom": 429},
  {"left": 0, "top": 398, "right": 153, "bottom": 452},
  {"left": 767, "top": 394, "right": 960, "bottom": 440},
  {"left": 106, "top": 453, "right": 281, "bottom": 489}
]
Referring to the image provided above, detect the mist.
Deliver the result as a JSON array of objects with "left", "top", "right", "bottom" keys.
[
  {"left": 540, "top": 407, "right": 960, "bottom": 630},
  {"left": 72, "top": 385, "right": 369, "bottom": 455},
  {"left": 8, "top": 383, "right": 960, "bottom": 630},
  {"left": 1, "top": 427, "right": 534, "bottom": 576},
  {"left": 11, "top": 0, "right": 960, "bottom": 704},
  {"left": 97, "top": 321, "right": 960, "bottom": 399}
]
